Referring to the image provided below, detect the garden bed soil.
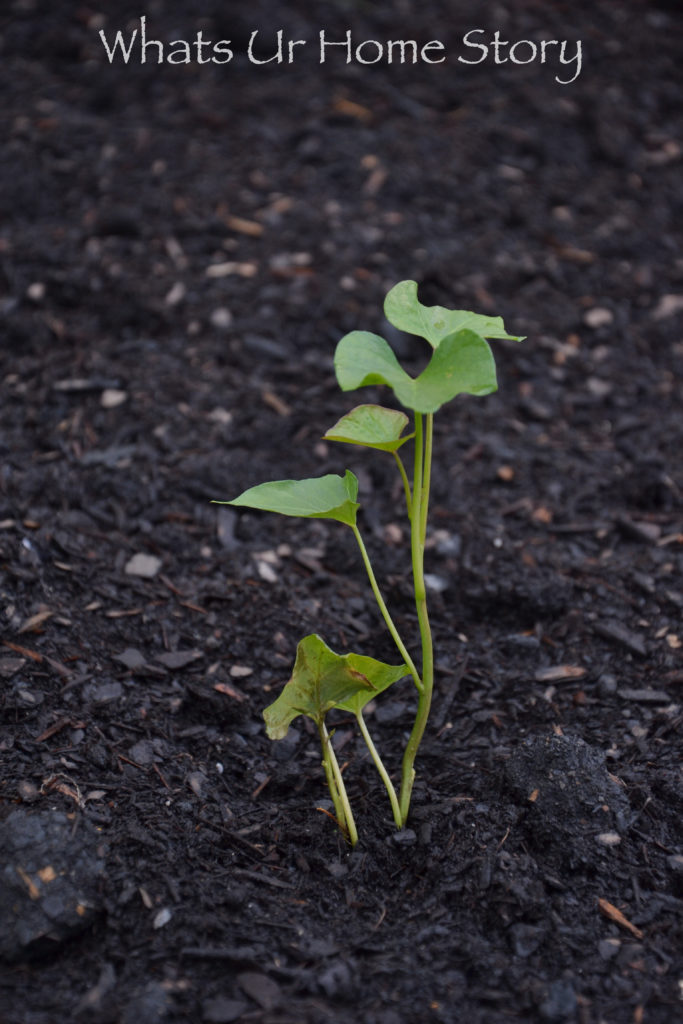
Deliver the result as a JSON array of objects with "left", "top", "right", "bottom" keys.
[{"left": 1, "top": 1, "right": 682, "bottom": 1022}]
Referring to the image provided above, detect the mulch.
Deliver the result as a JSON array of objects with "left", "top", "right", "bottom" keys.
[{"left": 0, "top": 1, "right": 681, "bottom": 1022}]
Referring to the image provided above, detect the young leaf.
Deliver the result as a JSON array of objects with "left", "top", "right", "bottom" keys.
[
  {"left": 384, "top": 279, "right": 525, "bottom": 349},
  {"left": 334, "top": 328, "right": 497, "bottom": 414},
  {"left": 324, "top": 404, "right": 413, "bottom": 452},
  {"left": 411, "top": 328, "right": 498, "bottom": 408},
  {"left": 334, "top": 331, "right": 413, "bottom": 399},
  {"left": 214, "top": 470, "right": 359, "bottom": 526},
  {"left": 264, "top": 634, "right": 408, "bottom": 740},
  {"left": 334, "top": 653, "right": 407, "bottom": 716}
]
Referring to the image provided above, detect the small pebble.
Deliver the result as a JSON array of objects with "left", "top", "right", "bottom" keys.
[
  {"left": 210, "top": 307, "right": 233, "bottom": 330},
  {"left": 584, "top": 307, "right": 613, "bottom": 328},
  {"left": 598, "top": 673, "right": 618, "bottom": 696},
  {"left": 101, "top": 388, "right": 127, "bottom": 409},
  {"left": 596, "top": 831, "right": 621, "bottom": 846},
  {"left": 124, "top": 553, "right": 162, "bottom": 578},
  {"left": 598, "top": 938, "right": 621, "bottom": 959}
]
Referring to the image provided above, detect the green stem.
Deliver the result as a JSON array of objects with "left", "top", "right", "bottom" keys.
[
  {"left": 351, "top": 524, "right": 422, "bottom": 694},
  {"left": 355, "top": 711, "right": 402, "bottom": 830},
  {"left": 318, "top": 720, "right": 348, "bottom": 834},
  {"left": 322, "top": 721, "right": 358, "bottom": 846},
  {"left": 420, "top": 414, "right": 433, "bottom": 546},
  {"left": 392, "top": 450, "right": 412, "bottom": 518},
  {"left": 398, "top": 412, "right": 435, "bottom": 826}
]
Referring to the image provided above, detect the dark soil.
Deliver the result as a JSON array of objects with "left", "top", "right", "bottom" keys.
[{"left": 1, "top": 2, "right": 682, "bottom": 1022}]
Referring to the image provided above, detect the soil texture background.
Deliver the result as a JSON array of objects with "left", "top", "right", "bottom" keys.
[{"left": 0, "top": 2, "right": 682, "bottom": 1022}]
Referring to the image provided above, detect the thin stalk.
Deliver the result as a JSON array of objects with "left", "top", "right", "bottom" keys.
[
  {"left": 323, "top": 722, "right": 358, "bottom": 846},
  {"left": 420, "top": 414, "right": 433, "bottom": 546},
  {"left": 351, "top": 524, "right": 422, "bottom": 694},
  {"left": 398, "top": 411, "right": 435, "bottom": 826},
  {"left": 392, "top": 450, "right": 412, "bottom": 518},
  {"left": 355, "top": 711, "right": 402, "bottom": 830},
  {"left": 318, "top": 720, "right": 348, "bottom": 834}
]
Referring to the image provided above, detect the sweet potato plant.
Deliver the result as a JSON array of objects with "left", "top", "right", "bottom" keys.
[{"left": 216, "top": 281, "right": 523, "bottom": 843}]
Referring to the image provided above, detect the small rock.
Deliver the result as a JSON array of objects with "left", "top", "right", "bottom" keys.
[
  {"left": 509, "top": 922, "right": 544, "bottom": 958},
  {"left": 391, "top": 829, "right": 417, "bottom": 846},
  {"left": 0, "top": 657, "right": 25, "bottom": 678},
  {"left": 128, "top": 739, "right": 157, "bottom": 765},
  {"left": 596, "top": 831, "right": 622, "bottom": 846},
  {"left": 317, "top": 959, "right": 355, "bottom": 998},
  {"left": 597, "top": 673, "right": 618, "bottom": 696},
  {"left": 586, "top": 376, "right": 612, "bottom": 398},
  {"left": 17, "top": 780, "right": 40, "bottom": 803},
  {"left": 651, "top": 294, "right": 683, "bottom": 320},
  {"left": 187, "top": 772, "right": 207, "bottom": 798},
  {"left": 26, "top": 281, "right": 46, "bottom": 302},
  {"left": 114, "top": 648, "right": 147, "bottom": 670},
  {"left": 202, "top": 996, "right": 249, "bottom": 1023},
  {"left": 598, "top": 938, "right": 621, "bottom": 959},
  {"left": 124, "top": 553, "right": 162, "bottom": 578},
  {"left": 539, "top": 979, "right": 577, "bottom": 1020},
  {"left": 152, "top": 907, "right": 172, "bottom": 929},
  {"left": 210, "top": 307, "right": 233, "bottom": 330},
  {"left": 256, "top": 560, "right": 278, "bottom": 583},
  {"left": 121, "top": 982, "right": 171, "bottom": 1024},
  {"left": 83, "top": 680, "right": 123, "bottom": 704},
  {"left": 584, "top": 307, "right": 613, "bottom": 328},
  {"left": 236, "top": 972, "right": 281, "bottom": 1010},
  {"left": 155, "top": 650, "right": 202, "bottom": 670},
  {"left": 424, "top": 573, "right": 449, "bottom": 592},
  {"left": 100, "top": 388, "right": 127, "bottom": 409},
  {"left": 165, "top": 281, "right": 185, "bottom": 306}
]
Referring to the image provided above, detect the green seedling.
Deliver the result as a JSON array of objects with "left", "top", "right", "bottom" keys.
[{"left": 215, "top": 280, "right": 523, "bottom": 843}]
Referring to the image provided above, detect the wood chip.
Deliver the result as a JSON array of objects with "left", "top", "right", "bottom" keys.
[
  {"left": 18, "top": 609, "right": 53, "bottom": 634},
  {"left": 534, "top": 665, "right": 586, "bottom": 683},
  {"left": 225, "top": 215, "right": 263, "bottom": 237},
  {"left": 617, "top": 687, "right": 671, "bottom": 703},
  {"left": 332, "top": 96, "right": 373, "bottom": 123},
  {"left": 3, "top": 640, "right": 42, "bottom": 662},
  {"left": 205, "top": 261, "right": 258, "bottom": 278},
  {"left": 114, "top": 648, "right": 148, "bottom": 670},
  {"left": 155, "top": 650, "right": 202, "bottom": 670},
  {"left": 261, "top": 390, "right": 291, "bottom": 417},
  {"left": 213, "top": 682, "right": 246, "bottom": 702},
  {"left": 594, "top": 620, "right": 647, "bottom": 657},
  {"left": 598, "top": 898, "right": 643, "bottom": 939}
]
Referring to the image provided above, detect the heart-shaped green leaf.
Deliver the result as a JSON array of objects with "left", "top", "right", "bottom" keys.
[
  {"left": 334, "top": 656, "right": 407, "bottom": 716},
  {"left": 324, "top": 404, "right": 413, "bottom": 452},
  {"left": 384, "top": 280, "right": 525, "bottom": 349},
  {"left": 214, "top": 470, "right": 359, "bottom": 526},
  {"left": 264, "top": 634, "right": 408, "bottom": 739},
  {"left": 334, "top": 329, "right": 498, "bottom": 414},
  {"left": 334, "top": 331, "right": 412, "bottom": 398}
]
